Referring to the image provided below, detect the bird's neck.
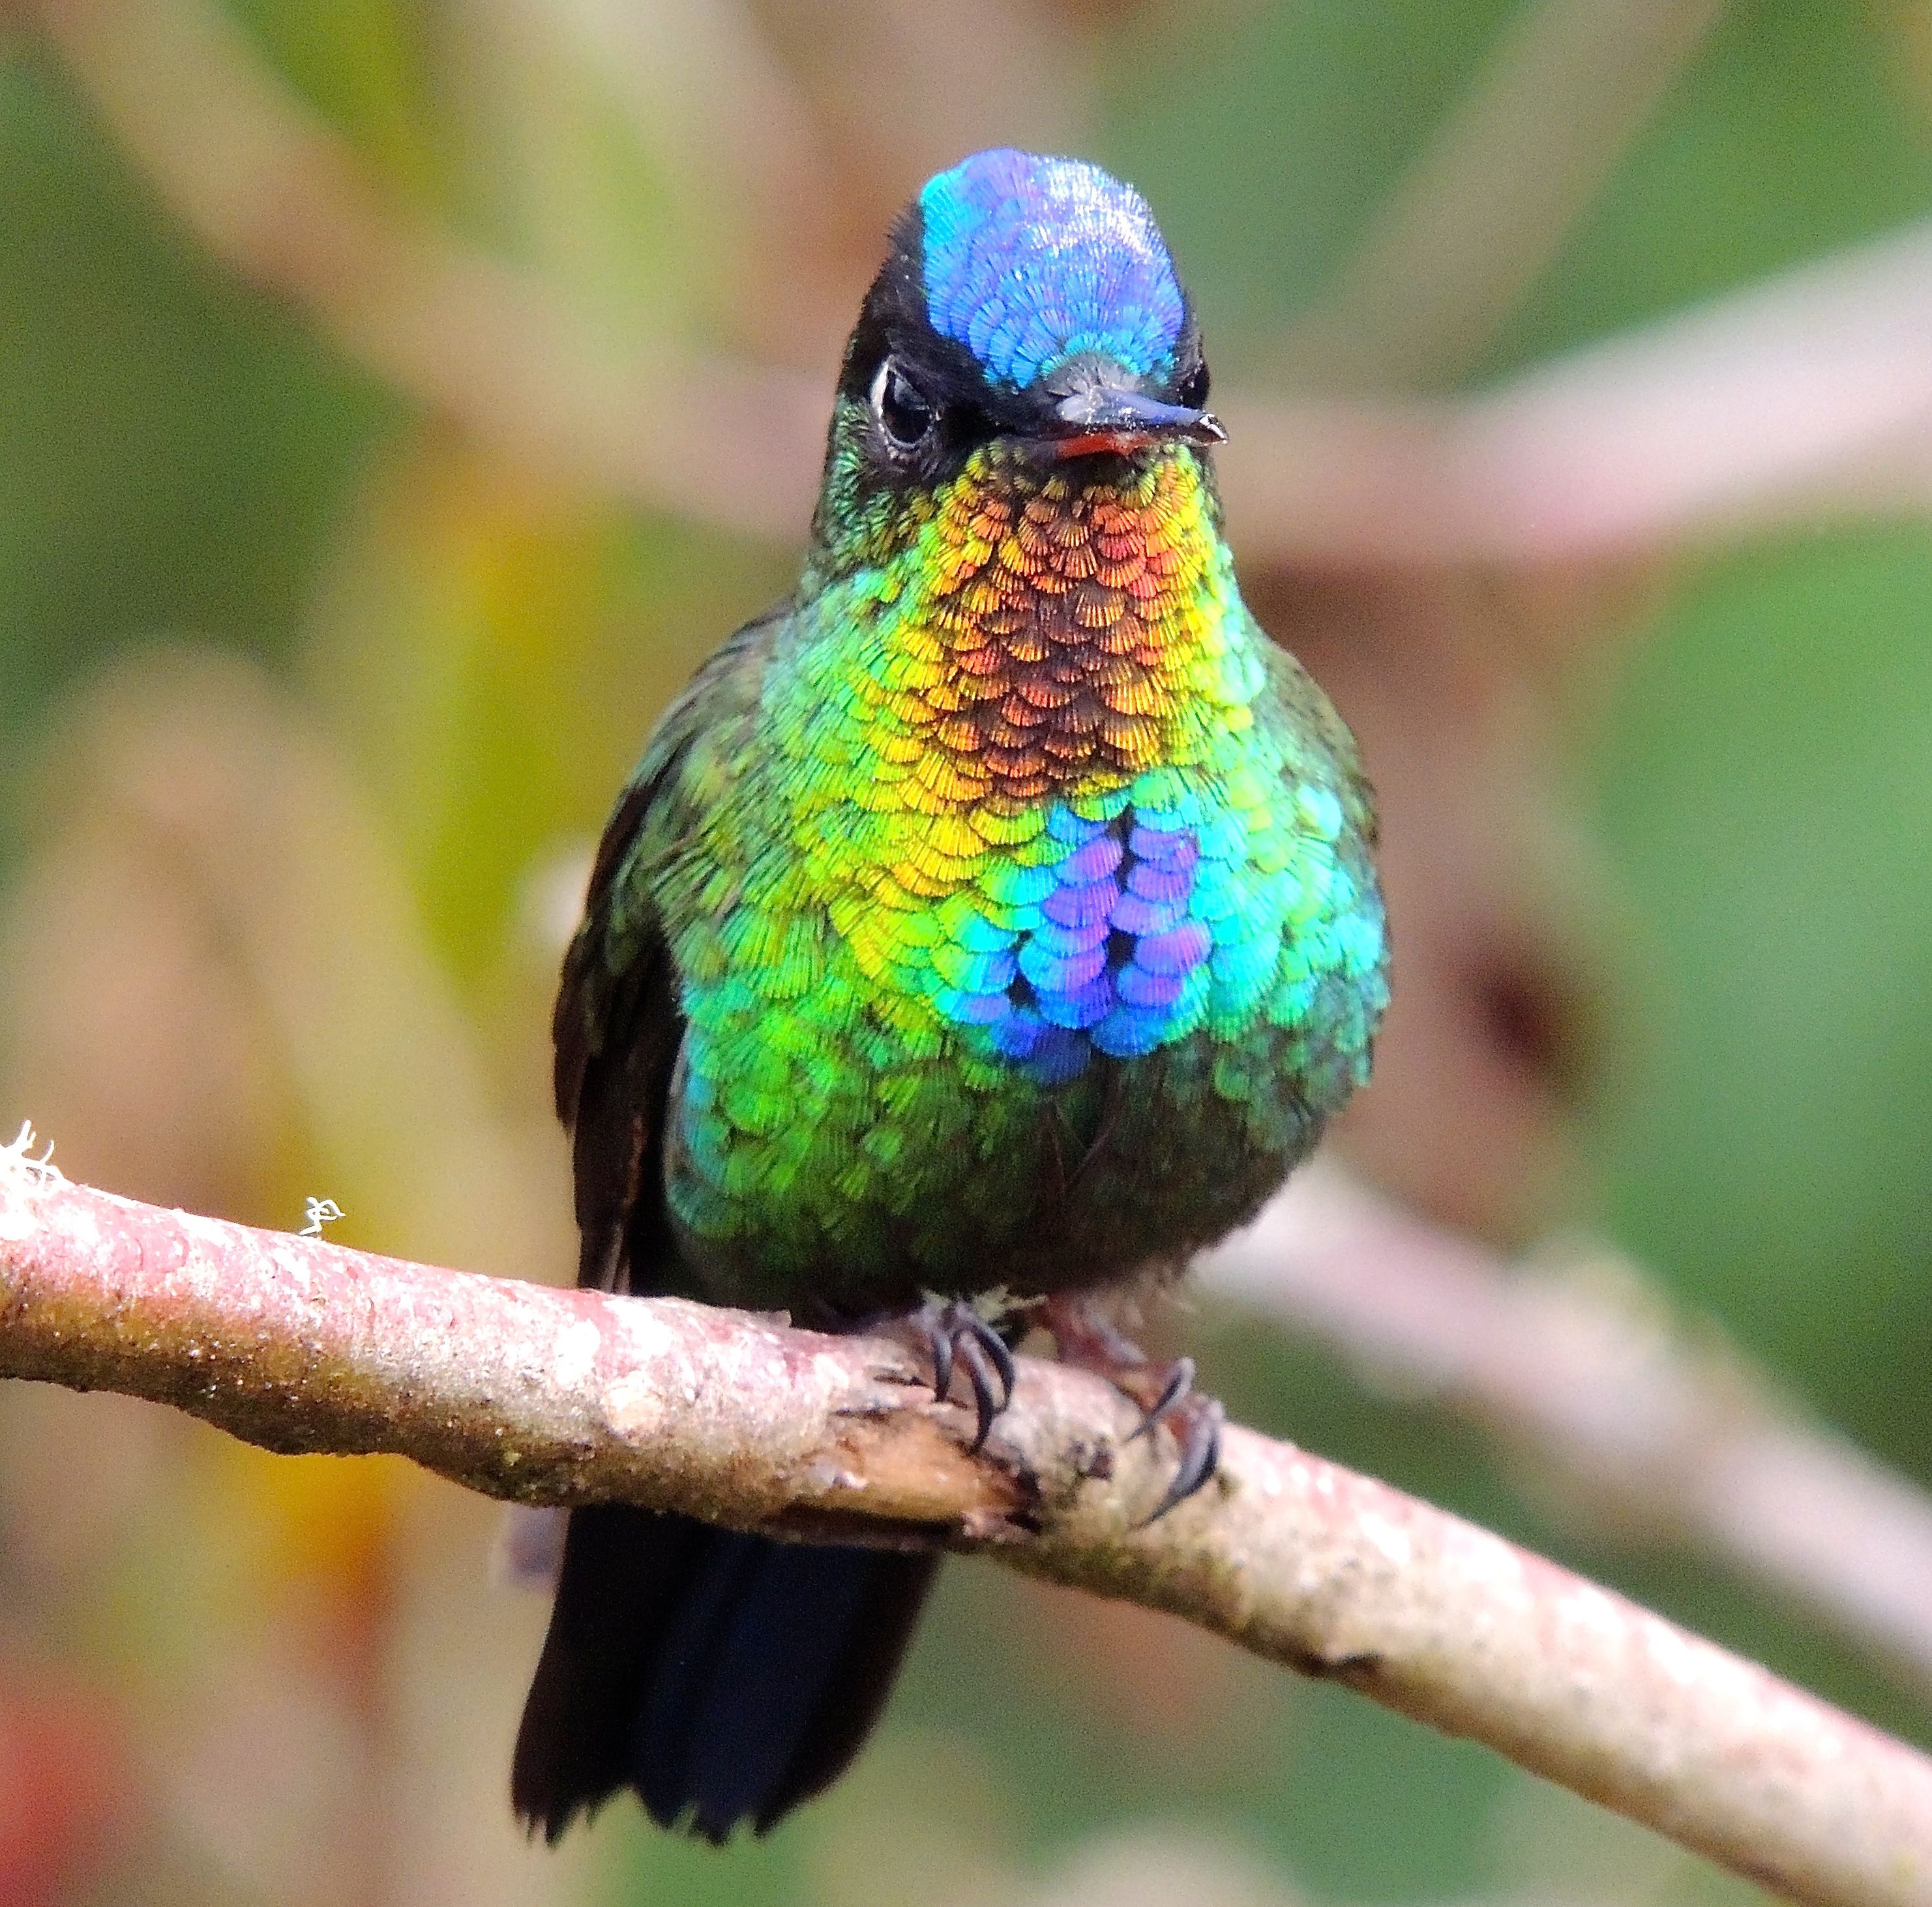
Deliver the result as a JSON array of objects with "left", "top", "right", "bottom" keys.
[{"left": 795, "top": 443, "right": 1259, "bottom": 820}]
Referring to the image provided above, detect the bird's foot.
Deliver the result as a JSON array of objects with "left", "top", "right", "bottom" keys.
[
  {"left": 1041, "top": 1295, "right": 1225, "bottom": 1522},
  {"left": 910, "top": 1298, "right": 1018, "bottom": 1451},
  {"left": 1121, "top": 1361, "right": 1223, "bottom": 1523}
]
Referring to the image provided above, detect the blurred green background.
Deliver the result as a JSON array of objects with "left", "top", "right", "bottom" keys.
[{"left": 4, "top": 3, "right": 1932, "bottom": 1903}]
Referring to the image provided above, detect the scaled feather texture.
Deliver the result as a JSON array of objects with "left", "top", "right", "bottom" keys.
[{"left": 514, "top": 146, "right": 1390, "bottom": 1844}]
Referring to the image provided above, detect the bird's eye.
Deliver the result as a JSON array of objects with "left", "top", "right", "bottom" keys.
[
  {"left": 1178, "top": 360, "right": 1210, "bottom": 409},
  {"left": 870, "top": 358, "right": 938, "bottom": 453}
]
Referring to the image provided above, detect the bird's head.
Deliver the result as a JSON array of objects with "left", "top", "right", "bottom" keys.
[{"left": 804, "top": 148, "right": 1223, "bottom": 586}]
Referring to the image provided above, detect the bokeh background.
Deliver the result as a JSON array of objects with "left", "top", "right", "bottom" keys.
[{"left": 5, "top": 1, "right": 1932, "bottom": 1902}]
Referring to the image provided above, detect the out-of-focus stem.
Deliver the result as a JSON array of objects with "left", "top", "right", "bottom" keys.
[
  {"left": 31, "top": 0, "right": 827, "bottom": 538},
  {"left": 32, "top": 0, "right": 1932, "bottom": 573},
  {"left": 1290, "top": 0, "right": 1727, "bottom": 388},
  {"left": 1206, "top": 1162, "right": 1932, "bottom": 1704}
]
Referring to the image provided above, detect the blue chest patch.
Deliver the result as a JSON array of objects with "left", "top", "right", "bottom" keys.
[
  {"left": 918, "top": 149, "right": 1186, "bottom": 391},
  {"left": 932, "top": 802, "right": 1217, "bottom": 1086}
]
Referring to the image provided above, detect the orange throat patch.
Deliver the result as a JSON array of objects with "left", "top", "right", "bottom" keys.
[{"left": 896, "top": 445, "right": 1224, "bottom": 807}]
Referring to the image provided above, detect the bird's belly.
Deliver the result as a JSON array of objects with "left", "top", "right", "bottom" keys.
[
  {"left": 664, "top": 1015, "right": 1321, "bottom": 1315},
  {"left": 662, "top": 822, "right": 1382, "bottom": 1315}
]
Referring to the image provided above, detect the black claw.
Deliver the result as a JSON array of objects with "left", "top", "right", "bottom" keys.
[
  {"left": 923, "top": 1315, "right": 955, "bottom": 1404},
  {"left": 956, "top": 1332, "right": 1000, "bottom": 1450},
  {"left": 1125, "top": 1355, "right": 1194, "bottom": 1443},
  {"left": 1144, "top": 1404, "right": 1223, "bottom": 1525},
  {"left": 970, "top": 1315, "right": 1017, "bottom": 1408},
  {"left": 913, "top": 1300, "right": 1017, "bottom": 1447}
]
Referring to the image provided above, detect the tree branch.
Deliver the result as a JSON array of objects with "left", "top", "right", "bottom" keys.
[
  {"left": 1285, "top": 0, "right": 1727, "bottom": 389},
  {"left": 33, "top": 0, "right": 1932, "bottom": 576},
  {"left": 3, "top": 1152, "right": 1931, "bottom": 1903},
  {"left": 30, "top": 0, "right": 828, "bottom": 540},
  {"left": 1207, "top": 1162, "right": 1932, "bottom": 1708}
]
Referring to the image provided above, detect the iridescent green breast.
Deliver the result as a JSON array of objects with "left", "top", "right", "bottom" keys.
[{"left": 627, "top": 444, "right": 1388, "bottom": 1314}]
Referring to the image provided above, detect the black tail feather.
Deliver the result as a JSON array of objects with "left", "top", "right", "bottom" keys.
[{"left": 513, "top": 1505, "right": 937, "bottom": 1842}]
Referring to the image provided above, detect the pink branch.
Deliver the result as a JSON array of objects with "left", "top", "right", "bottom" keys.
[
  {"left": 1208, "top": 1164, "right": 1932, "bottom": 1704},
  {"left": 1225, "top": 218, "right": 1932, "bottom": 568},
  {"left": 33, "top": 0, "right": 1932, "bottom": 571},
  {"left": 3, "top": 1154, "right": 1932, "bottom": 1902}
]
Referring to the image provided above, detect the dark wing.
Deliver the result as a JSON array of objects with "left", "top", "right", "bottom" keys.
[
  {"left": 553, "top": 608, "right": 779, "bottom": 1298},
  {"left": 519, "top": 604, "right": 941, "bottom": 1847}
]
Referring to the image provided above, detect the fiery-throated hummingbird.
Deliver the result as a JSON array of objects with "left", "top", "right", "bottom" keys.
[{"left": 514, "top": 147, "right": 1389, "bottom": 1844}]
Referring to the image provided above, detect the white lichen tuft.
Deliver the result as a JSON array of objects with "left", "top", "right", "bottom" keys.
[
  {"left": 1, "top": 1121, "right": 65, "bottom": 1187},
  {"left": 299, "top": 1196, "right": 345, "bottom": 1239}
]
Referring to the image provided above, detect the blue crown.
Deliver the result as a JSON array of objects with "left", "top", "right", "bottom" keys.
[{"left": 917, "top": 150, "right": 1187, "bottom": 391}]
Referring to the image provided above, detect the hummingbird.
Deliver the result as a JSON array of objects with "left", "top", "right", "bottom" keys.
[{"left": 513, "top": 147, "right": 1389, "bottom": 1844}]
